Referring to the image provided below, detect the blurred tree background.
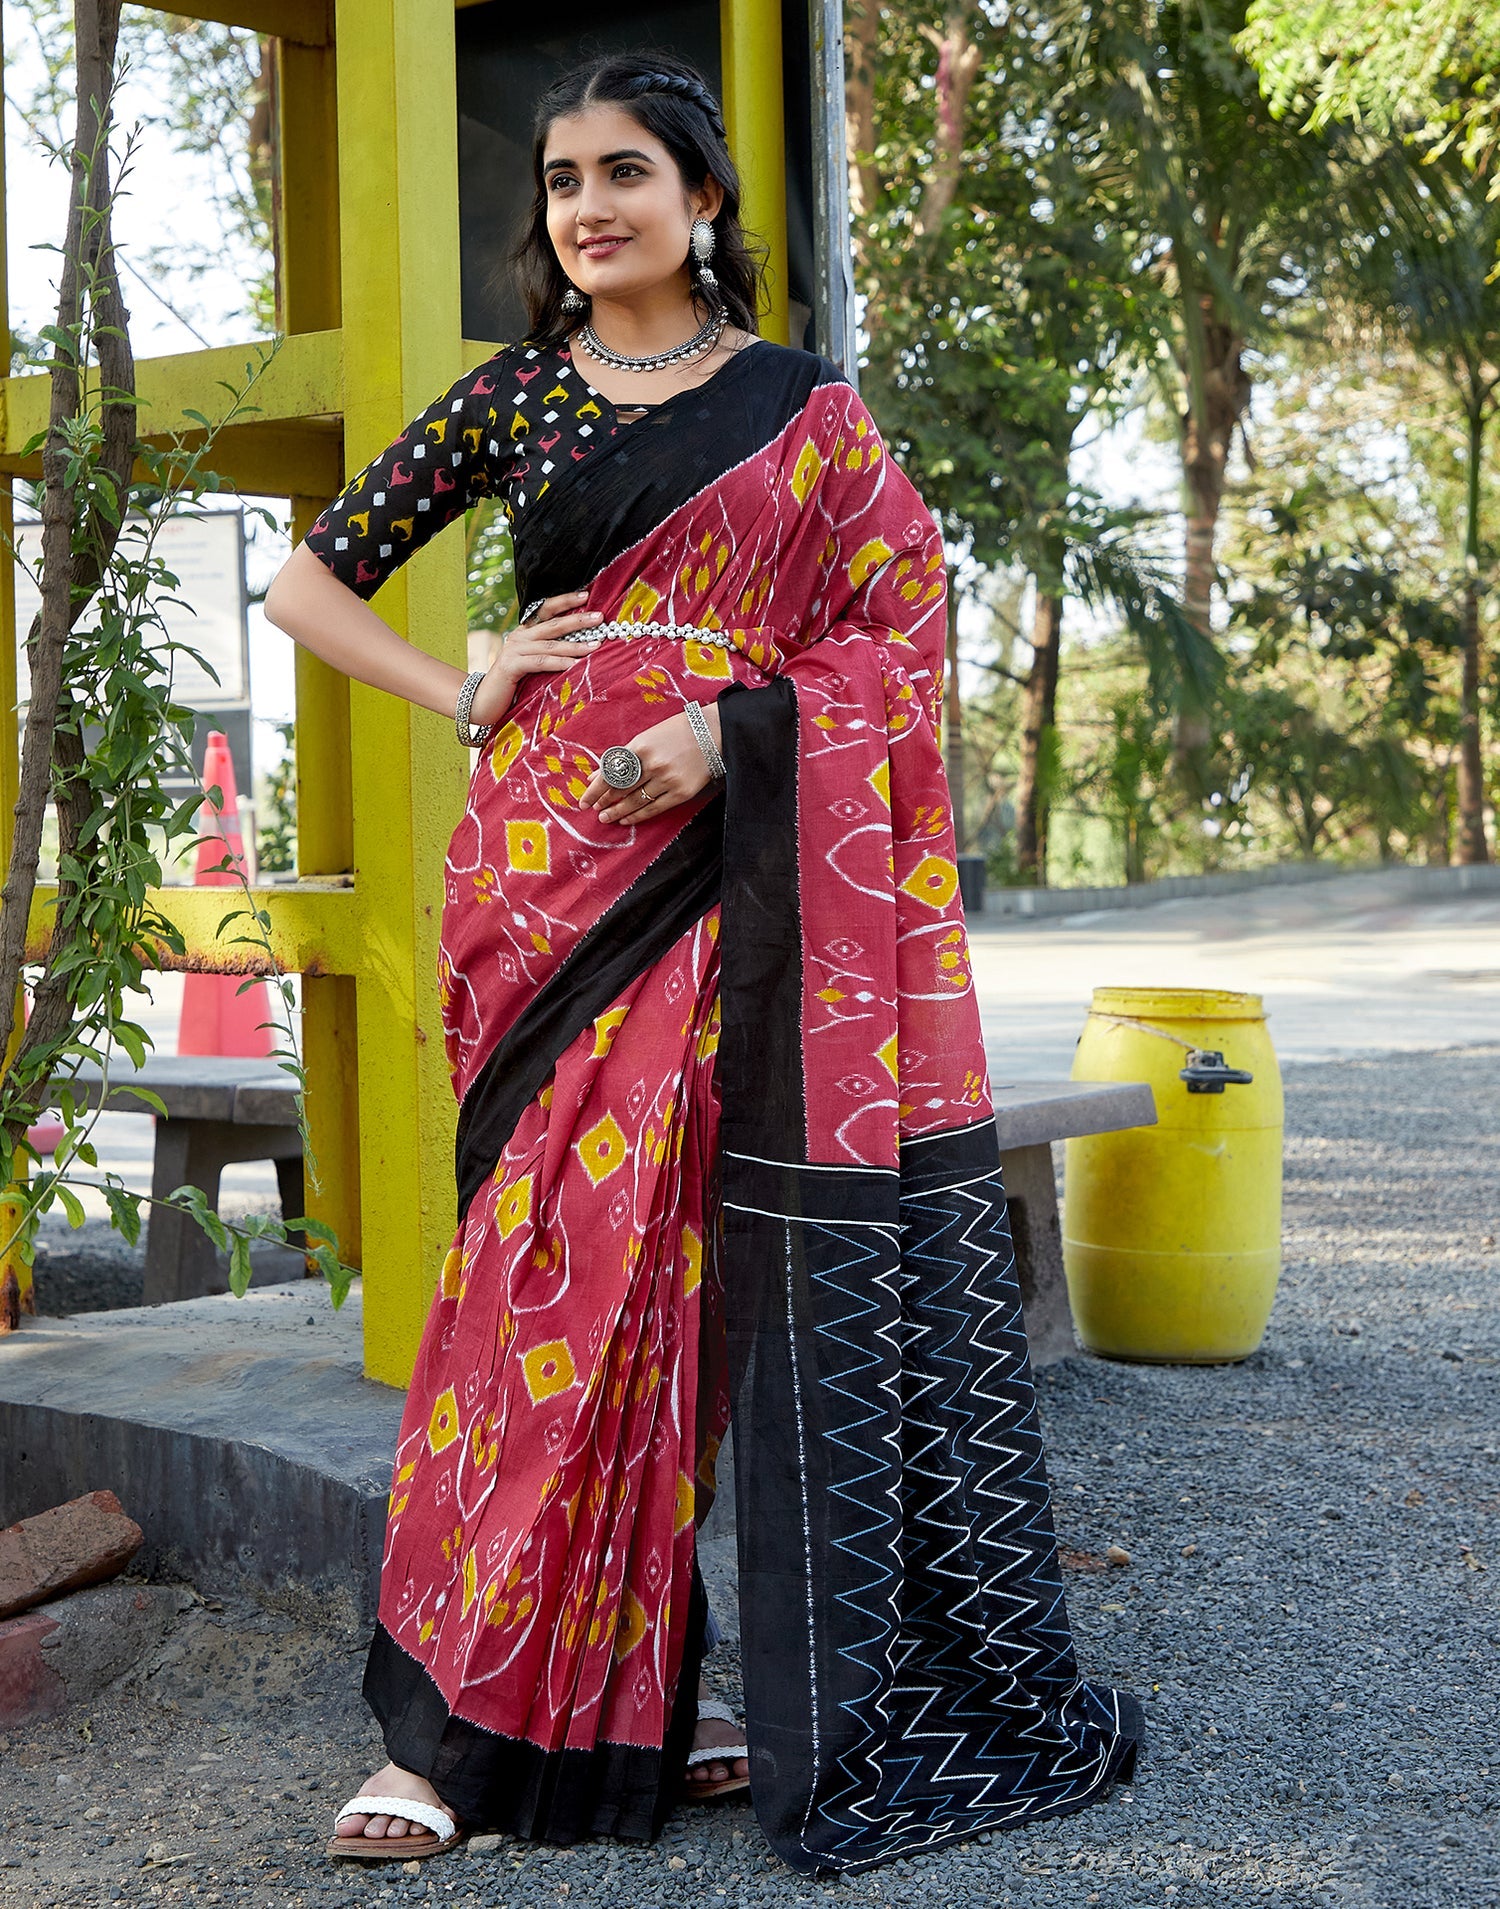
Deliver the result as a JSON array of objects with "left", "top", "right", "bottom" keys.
[
  {"left": 6, "top": 0, "right": 1495, "bottom": 880},
  {"left": 850, "top": 0, "right": 1498, "bottom": 880}
]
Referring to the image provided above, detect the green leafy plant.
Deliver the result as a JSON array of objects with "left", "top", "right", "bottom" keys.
[
  {"left": 256, "top": 718, "right": 297, "bottom": 873},
  {"left": 0, "top": 4, "right": 353, "bottom": 1325}
]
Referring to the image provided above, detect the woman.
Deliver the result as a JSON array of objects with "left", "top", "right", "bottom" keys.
[{"left": 266, "top": 51, "right": 1143, "bottom": 1878}]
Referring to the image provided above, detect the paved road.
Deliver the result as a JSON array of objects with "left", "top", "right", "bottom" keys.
[{"left": 972, "top": 871, "right": 1500, "bottom": 1081}]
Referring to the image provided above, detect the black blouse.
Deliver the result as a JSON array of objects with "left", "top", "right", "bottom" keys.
[
  {"left": 303, "top": 339, "right": 846, "bottom": 608},
  {"left": 302, "top": 342, "right": 630, "bottom": 600}
]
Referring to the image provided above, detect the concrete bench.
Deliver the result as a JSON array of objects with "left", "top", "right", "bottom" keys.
[
  {"left": 73, "top": 1058, "right": 304, "bottom": 1307},
  {"left": 65, "top": 1060, "right": 1151, "bottom": 1348},
  {"left": 994, "top": 1080, "right": 1157, "bottom": 1365}
]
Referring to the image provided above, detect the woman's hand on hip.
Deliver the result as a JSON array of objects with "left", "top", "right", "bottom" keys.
[
  {"left": 581, "top": 704, "right": 724, "bottom": 825},
  {"left": 468, "top": 592, "right": 603, "bottom": 728}
]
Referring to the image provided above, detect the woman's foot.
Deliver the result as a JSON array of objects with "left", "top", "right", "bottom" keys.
[
  {"left": 334, "top": 1763, "right": 447, "bottom": 1844},
  {"left": 686, "top": 1678, "right": 749, "bottom": 1789}
]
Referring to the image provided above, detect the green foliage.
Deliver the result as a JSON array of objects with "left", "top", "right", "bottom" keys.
[
  {"left": 465, "top": 497, "right": 518, "bottom": 636},
  {"left": 8, "top": 2, "right": 275, "bottom": 333},
  {"left": 1240, "top": 0, "right": 1500, "bottom": 181},
  {"left": 1070, "top": 688, "right": 1174, "bottom": 883},
  {"left": 856, "top": 2, "right": 1496, "bottom": 882},
  {"left": 1218, "top": 341, "right": 1470, "bottom": 859},
  {"left": 0, "top": 93, "right": 354, "bottom": 1308},
  {"left": 854, "top": 4, "right": 1152, "bottom": 571}
]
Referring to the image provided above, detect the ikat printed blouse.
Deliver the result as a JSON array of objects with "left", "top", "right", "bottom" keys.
[{"left": 302, "top": 343, "right": 629, "bottom": 599}]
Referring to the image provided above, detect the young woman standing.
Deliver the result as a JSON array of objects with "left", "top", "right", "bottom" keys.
[{"left": 265, "top": 50, "right": 1143, "bottom": 1879}]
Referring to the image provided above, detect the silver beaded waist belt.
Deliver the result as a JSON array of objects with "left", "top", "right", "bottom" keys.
[{"left": 557, "top": 619, "right": 734, "bottom": 649}]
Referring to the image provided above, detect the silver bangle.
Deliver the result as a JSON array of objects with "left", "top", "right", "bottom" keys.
[
  {"left": 455, "top": 670, "right": 493, "bottom": 748},
  {"left": 684, "top": 698, "right": 726, "bottom": 781}
]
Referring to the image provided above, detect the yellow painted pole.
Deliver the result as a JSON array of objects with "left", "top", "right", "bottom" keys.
[
  {"left": 335, "top": 0, "right": 468, "bottom": 1385},
  {"left": 0, "top": 3, "right": 32, "bottom": 1322},
  {"left": 275, "top": 33, "right": 362, "bottom": 1269},
  {"left": 721, "top": 0, "right": 789, "bottom": 345}
]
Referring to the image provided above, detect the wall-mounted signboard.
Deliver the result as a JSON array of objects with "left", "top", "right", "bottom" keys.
[{"left": 10, "top": 509, "right": 250, "bottom": 711}]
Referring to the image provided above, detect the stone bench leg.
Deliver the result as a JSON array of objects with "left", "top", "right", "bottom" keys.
[
  {"left": 1000, "top": 1142, "right": 1076, "bottom": 1367},
  {"left": 145, "top": 1121, "right": 304, "bottom": 1306}
]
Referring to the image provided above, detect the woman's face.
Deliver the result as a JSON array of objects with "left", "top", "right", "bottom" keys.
[{"left": 542, "top": 102, "right": 723, "bottom": 307}]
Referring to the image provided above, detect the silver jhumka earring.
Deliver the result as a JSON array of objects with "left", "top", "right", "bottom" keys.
[
  {"left": 561, "top": 285, "right": 586, "bottom": 314},
  {"left": 690, "top": 217, "right": 718, "bottom": 293}
]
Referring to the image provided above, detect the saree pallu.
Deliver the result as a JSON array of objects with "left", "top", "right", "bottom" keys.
[{"left": 366, "top": 344, "right": 1144, "bottom": 1873}]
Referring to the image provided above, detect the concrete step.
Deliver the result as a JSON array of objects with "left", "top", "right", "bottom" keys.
[{"left": 0, "top": 1282, "right": 402, "bottom": 1626}]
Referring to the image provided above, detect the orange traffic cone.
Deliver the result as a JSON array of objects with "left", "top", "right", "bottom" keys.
[{"left": 177, "top": 730, "right": 275, "bottom": 1059}]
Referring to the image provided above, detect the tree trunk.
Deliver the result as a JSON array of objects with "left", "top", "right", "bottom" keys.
[
  {"left": 1014, "top": 591, "right": 1063, "bottom": 885},
  {"left": 1456, "top": 404, "right": 1491, "bottom": 864},
  {"left": 0, "top": 0, "right": 134, "bottom": 1092},
  {"left": 912, "top": 8, "right": 983, "bottom": 242},
  {"left": 1175, "top": 295, "right": 1250, "bottom": 790},
  {"left": 944, "top": 579, "right": 966, "bottom": 852},
  {"left": 844, "top": 0, "right": 881, "bottom": 241}
]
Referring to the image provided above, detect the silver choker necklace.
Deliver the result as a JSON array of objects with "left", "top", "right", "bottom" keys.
[{"left": 576, "top": 306, "right": 726, "bottom": 373}]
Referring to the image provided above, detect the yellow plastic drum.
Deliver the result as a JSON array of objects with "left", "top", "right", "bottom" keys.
[{"left": 1062, "top": 987, "right": 1283, "bottom": 1363}]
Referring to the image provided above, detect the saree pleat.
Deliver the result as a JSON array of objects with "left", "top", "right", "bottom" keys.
[
  {"left": 344, "top": 340, "right": 1142, "bottom": 1872},
  {"left": 367, "top": 912, "right": 728, "bottom": 1840}
]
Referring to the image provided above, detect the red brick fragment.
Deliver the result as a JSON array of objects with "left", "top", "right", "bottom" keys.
[
  {"left": 0, "top": 1490, "right": 143, "bottom": 1620},
  {"left": 0, "top": 1611, "right": 65, "bottom": 1724}
]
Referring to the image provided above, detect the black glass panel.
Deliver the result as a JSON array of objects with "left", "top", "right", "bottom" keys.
[
  {"left": 455, "top": 1, "right": 817, "bottom": 350},
  {"left": 457, "top": 2, "right": 723, "bottom": 346}
]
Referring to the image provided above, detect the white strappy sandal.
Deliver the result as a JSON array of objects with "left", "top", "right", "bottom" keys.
[
  {"left": 328, "top": 1793, "right": 463, "bottom": 1862},
  {"left": 682, "top": 1695, "right": 750, "bottom": 1801}
]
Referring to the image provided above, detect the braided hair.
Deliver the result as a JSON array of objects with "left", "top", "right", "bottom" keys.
[
  {"left": 511, "top": 51, "right": 765, "bottom": 350},
  {"left": 619, "top": 69, "right": 727, "bottom": 141}
]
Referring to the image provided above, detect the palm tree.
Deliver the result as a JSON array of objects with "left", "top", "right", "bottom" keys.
[
  {"left": 848, "top": 1, "right": 1217, "bottom": 879},
  {"left": 1051, "top": 0, "right": 1338, "bottom": 783},
  {"left": 1339, "top": 157, "right": 1500, "bottom": 862}
]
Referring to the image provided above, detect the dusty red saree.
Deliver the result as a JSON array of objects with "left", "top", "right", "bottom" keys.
[{"left": 329, "top": 341, "right": 1142, "bottom": 1872}]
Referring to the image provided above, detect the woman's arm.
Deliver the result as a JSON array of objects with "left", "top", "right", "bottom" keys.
[
  {"left": 263, "top": 546, "right": 603, "bottom": 728},
  {"left": 265, "top": 544, "right": 465, "bottom": 718}
]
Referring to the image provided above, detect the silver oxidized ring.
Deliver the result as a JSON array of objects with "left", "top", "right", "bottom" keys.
[{"left": 601, "top": 745, "right": 645, "bottom": 792}]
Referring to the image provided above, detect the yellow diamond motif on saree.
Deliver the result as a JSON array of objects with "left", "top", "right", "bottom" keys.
[
  {"left": 900, "top": 853, "right": 959, "bottom": 910},
  {"left": 495, "top": 1172, "right": 533, "bottom": 1239},
  {"left": 522, "top": 1338, "right": 577, "bottom": 1402},
  {"left": 505, "top": 819, "right": 551, "bottom": 872},
  {"left": 576, "top": 1111, "right": 627, "bottom": 1183},
  {"left": 426, "top": 1386, "right": 460, "bottom": 1455},
  {"left": 616, "top": 578, "right": 661, "bottom": 623},
  {"left": 487, "top": 720, "right": 525, "bottom": 782},
  {"left": 613, "top": 1588, "right": 648, "bottom": 1661},
  {"left": 790, "top": 437, "right": 824, "bottom": 503}
]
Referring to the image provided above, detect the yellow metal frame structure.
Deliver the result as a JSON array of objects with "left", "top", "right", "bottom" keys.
[{"left": 0, "top": 0, "right": 785, "bottom": 1383}]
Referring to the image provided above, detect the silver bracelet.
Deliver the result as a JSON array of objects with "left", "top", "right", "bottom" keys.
[
  {"left": 684, "top": 698, "right": 726, "bottom": 781},
  {"left": 455, "top": 670, "right": 493, "bottom": 748}
]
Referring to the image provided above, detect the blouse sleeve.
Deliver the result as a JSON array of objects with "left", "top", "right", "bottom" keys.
[{"left": 301, "top": 352, "right": 515, "bottom": 600}]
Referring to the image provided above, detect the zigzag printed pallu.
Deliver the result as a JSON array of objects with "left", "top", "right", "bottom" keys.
[{"left": 305, "top": 338, "right": 1145, "bottom": 1873}]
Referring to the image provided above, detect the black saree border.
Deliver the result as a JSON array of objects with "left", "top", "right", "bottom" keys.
[
  {"left": 364, "top": 1575, "right": 708, "bottom": 1844},
  {"left": 454, "top": 795, "right": 725, "bottom": 1222},
  {"left": 715, "top": 677, "right": 806, "bottom": 1164},
  {"left": 713, "top": 661, "right": 1147, "bottom": 1876},
  {"left": 513, "top": 342, "right": 846, "bottom": 607}
]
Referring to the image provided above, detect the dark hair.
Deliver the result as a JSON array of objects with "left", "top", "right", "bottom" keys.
[{"left": 511, "top": 52, "right": 765, "bottom": 349}]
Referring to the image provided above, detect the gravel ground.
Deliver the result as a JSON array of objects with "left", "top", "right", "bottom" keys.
[
  {"left": 3, "top": 1044, "right": 1495, "bottom": 1909},
  {"left": 25, "top": 1196, "right": 302, "bottom": 1317}
]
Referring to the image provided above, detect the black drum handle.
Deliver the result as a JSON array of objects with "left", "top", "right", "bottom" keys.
[{"left": 1179, "top": 1048, "right": 1254, "bottom": 1094}]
